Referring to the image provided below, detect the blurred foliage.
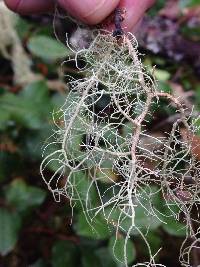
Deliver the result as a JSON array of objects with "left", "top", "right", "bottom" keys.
[
  {"left": 0, "top": 0, "right": 200, "bottom": 266},
  {"left": 28, "top": 36, "right": 70, "bottom": 61}
]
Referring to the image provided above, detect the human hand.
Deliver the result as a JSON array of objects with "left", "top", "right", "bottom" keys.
[{"left": 4, "top": 0, "right": 155, "bottom": 32}]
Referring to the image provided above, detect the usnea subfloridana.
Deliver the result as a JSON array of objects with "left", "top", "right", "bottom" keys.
[{"left": 41, "top": 9, "right": 200, "bottom": 267}]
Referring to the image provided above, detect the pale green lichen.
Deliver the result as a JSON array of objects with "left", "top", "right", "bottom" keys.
[{"left": 41, "top": 31, "right": 200, "bottom": 267}]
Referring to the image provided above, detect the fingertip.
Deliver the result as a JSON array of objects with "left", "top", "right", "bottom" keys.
[
  {"left": 58, "top": 0, "right": 120, "bottom": 25},
  {"left": 85, "top": 0, "right": 120, "bottom": 25},
  {"left": 120, "top": 0, "right": 155, "bottom": 32},
  {"left": 4, "top": 0, "right": 54, "bottom": 14},
  {"left": 4, "top": 0, "right": 19, "bottom": 12}
]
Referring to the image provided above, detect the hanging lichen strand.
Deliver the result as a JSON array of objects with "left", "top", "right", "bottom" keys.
[{"left": 40, "top": 31, "right": 200, "bottom": 267}]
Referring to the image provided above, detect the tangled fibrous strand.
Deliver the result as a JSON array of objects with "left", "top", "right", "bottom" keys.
[{"left": 40, "top": 31, "right": 200, "bottom": 266}]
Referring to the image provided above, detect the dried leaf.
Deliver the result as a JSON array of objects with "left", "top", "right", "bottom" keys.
[{"left": 180, "top": 128, "right": 200, "bottom": 160}]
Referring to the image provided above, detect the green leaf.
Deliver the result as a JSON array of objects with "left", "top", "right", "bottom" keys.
[
  {"left": 162, "top": 218, "right": 186, "bottom": 237},
  {"left": 20, "top": 80, "right": 49, "bottom": 103},
  {"left": 0, "top": 109, "right": 10, "bottom": 130},
  {"left": 95, "top": 248, "right": 117, "bottom": 267},
  {"left": 0, "top": 93, "right": 34, "bottom": 128},
  {"left": 5, "top": 179, "right": 47, "bottom": 212},
  {"left": 134, "top": 205, "right": 162, "bottom": 232},
  {"left": 122, "top": 122, "right": 134, "bottom": 138},
  {"left": 96, "top": 160, "right": 119, "bottom": 183},
  {"left": 179, "top": 0, "right": 200, "bottom": 8},
  {"left": 148, "top": 0, "right": 165, "bottom": 16},
  {"left": 193, "top": 117, "right": 200, "bottom": 136},
  {"left": 154, "top": 69, "right": 170, "bottom": 81},
  {"left": 66, "top": 116, "right": 89, "bottom": 160},
  {"left": 75, "top": 213, "right": 111, "bottom": 240},
  {"left": 72, "top": 171, "right": 98, "bottom": 208},
  {"left": 82, "top": 250, "right": 102, "bottom": 267},
  {"left": 20, "top": 80, "right": 53, "bottom": 119},
  {"left": 145, "top": 231, "right": 162, "bottom": 257},
  {"left": 109, "top": 235, "right": 136, "bottom": 265},
  {"left": 100, "top": 125, "right": 124, "bottom": 147},
  {"left": 195, "top": 85, "right": 200, "bottom": 111},
  {"left": 16, "top": 17, "right": 33, "bottom": 39},
  {"left": 51, "top": 92, "right": 67, "bottom": 109},
  {"left": 158, "top": 81, "right": 171, "bottom": 93},
  {"left": 22, "top": 124, "right": 52, "bottom": 161},
  {"left": 0, "top": 81, "right": 52, "bottom": 129},
  {"left": 105, "top": 186, "right": 163, "bottom": 235},
  {"left": 160, "top": 202, "right": 186, "bottom": 237},
  {"left": 0, "top": 208, "right": 21, "bottom": 256},
  {"left": 52, "top": 240, "right": 78, "bottom": 267},
  {"left": 28, "top": 35, "right": 69, "bottom": 60}
]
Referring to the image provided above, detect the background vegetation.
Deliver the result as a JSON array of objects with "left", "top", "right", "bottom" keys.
[{"left": 0, "top": 0, "right": 200, "bottom": 266}]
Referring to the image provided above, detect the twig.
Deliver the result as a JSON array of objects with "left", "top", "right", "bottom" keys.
[{"left": 113, "top": 8, "right": 124, "bottom": 37}]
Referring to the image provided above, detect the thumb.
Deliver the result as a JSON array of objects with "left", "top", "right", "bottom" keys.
[
  {"left": 120, "top": 0, "right": 156, "bottom": 32},
  {"left": 58, "top": 0, "right": 120, "bottom": 25},
  {"left": 4, "top": 0, "right": 120, "bottom": 22},
  {"left": 4, "top": 0, "right": 54, "bottom": 14}
]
